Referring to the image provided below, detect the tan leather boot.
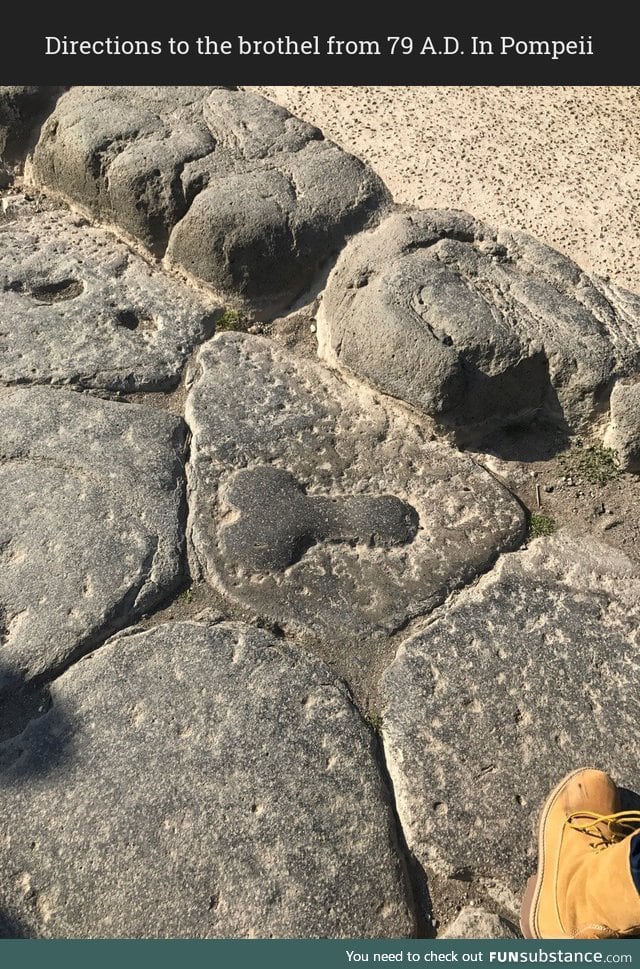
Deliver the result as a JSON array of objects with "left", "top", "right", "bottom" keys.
[{"left": 521, "top": 767, "right": 640, "bottom": 938}]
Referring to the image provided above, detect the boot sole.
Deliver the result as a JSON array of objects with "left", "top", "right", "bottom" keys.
[{"left": 520, "top": 767, "right": 589, "bottom": 939}]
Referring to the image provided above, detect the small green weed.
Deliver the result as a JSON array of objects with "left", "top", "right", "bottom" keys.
[
  {"left": 528, "top": 513, "right": 556, "bottom": 539},
  {"left": 215, "top": 308, "right": 249, "bottom": 332},
  {"left": 181, "top": 588, "right": 194, "bottom": 604},
  {"left": 364, "top": 709, "right": 383, "bottom": 734},
  {"left": 558, "top": 442, "right": 619, "bottom": 486}
]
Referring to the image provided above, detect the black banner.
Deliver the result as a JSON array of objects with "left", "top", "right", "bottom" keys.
[{"left": 0, "top": 8, "right": 634, "bottom": 85}]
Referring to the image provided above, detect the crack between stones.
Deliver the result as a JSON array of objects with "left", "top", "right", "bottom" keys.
[{"left": 367, "top": 715, "right": 435, "bottom": 938}]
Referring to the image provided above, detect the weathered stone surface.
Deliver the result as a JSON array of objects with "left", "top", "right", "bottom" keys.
[
  {"left": 381, "top": 535, "right": 640, "bottom": 897},
  {"left": 604, "top": 380, "right": 640, "bottom": 471},
  {"left": 0, "top": 388, "right": 186, "bottom": 688},
  {"left": 0, "top": 87, "right": 62, "bottom": 161},
  {"left": 186, "top": 333, "right": 525, "bottom": 641},
  {"left": 0, "top": 621, "right": 414, "bottom": 938},
  {"left": 31, "top": 86, "right": 389, "bottom": 317},
  {"left": 439, "top": 907, "right": 519, "bottom": 940},
  {"left": 0, "top": 197, "right": 217, "bottom": 390},
  {"left": 319, "top": 209, "right": 640, "bottom": 440}
]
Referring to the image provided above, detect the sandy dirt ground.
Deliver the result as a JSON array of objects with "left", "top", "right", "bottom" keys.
[{"left": 249, "top": 87, "right": 640, "bottom": 295}]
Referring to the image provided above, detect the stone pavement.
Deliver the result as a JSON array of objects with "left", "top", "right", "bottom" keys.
[{"left": 2, "top": 85, "right": 640, "bottom": 939}]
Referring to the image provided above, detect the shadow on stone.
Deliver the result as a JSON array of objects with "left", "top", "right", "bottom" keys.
[
  {"left": 0, "top": 666, "right": 52, "bottom": 744},
  {"left": 0, "top": 664, "right": 72, "bottom": 784},
  {"left": 474, "top": 411, "right": 573, "bottom": 464},
  {"left": 0, "top": 87, "right": 66, "bottom": 164},
  {"left": 0, "top": 905, "right": 32, "bottom": 939},
  {"left": 429, "top": 361, "right": 576, "bottom": 463}
]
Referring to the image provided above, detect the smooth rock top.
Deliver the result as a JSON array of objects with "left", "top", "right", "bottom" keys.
[
  {"left": 0, "top": 197, "right": 218, "bottom": 390},
  {"left": 319, "top": 209, "right": 640, "bottom": 439},
  {"left": 381, "top": 534, "right": 640, "bottom": 902},
  {"left": 31, "top": 86, "right": 390, "bottom": 317},
  {"left": 186, "top": 332, "right": 525, "bottom": 641},
  {"left": 0, "top": 388, "right": 186, "bottom": 689},
  {"left": 0, "top": 621, "right": 414, "bottom": 938}
]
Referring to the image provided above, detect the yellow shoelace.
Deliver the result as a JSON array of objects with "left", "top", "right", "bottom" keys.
[{"left": 565, "top": 811, "right": 640, "bottom": 851}]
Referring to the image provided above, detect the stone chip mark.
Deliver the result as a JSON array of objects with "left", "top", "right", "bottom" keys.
[
  {"left": 219, "top": 466, "right": 419, "bottom": 571},
  {"left": 5, "top": 277, "right": 85, "bottom": 303}
]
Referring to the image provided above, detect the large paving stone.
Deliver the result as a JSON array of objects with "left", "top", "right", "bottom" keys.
[
  {"left": 186, "top": 333, "right": 525, "bottom": 642},
  {"left": 0, "top": 388, "right": 186, "bottom": 689},
  {"left": 0, "top": 87, "right": 62, "bottom": 162},
  {"left": 31, "top": 86, "right": 389, "bottom": 318},
  {"left": 0, "top": 621, "right": 414, "bottom": 938},
  {"left": 0, "top": 197, "right": 217, "bottom": 391},
  {"left": 381, "top": 534, "right": 640, "bottom": 900},
  {"left": 319, "top": 209, "right": 640, "bottom": 440}
]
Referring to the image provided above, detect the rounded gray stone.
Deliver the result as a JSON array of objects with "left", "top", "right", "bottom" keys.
[
  {"left": 0, "top": 621, "right": 414, "bottom": 938},
  {"left": 31, "top": 86, "right": 390, "bottom": 318},
  {"left": 0, "top": 387, "right": 186, "bottom": 688},
  {"left": 186, "top": 333, "right": 525, "bottom": 642},
  {"left": 0, "top": 198, "right": 217, "bottom": 391},
  {"left": 604, "top": 379, "right": 640, "bottom": 471},
  {"left": 381, "top": 534, "right": 640, "bottom": 896},
  {"left": 319, "top": 209, "right": 640, "bottom": 439}
]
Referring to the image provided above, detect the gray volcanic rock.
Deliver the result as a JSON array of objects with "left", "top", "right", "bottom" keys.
[
  {"left": 186, "top": 333, "right": 525, "bottom": 641},
  {"left": 604, "top": 380, "right": 640, "bottom": 471},
  {"left": 0, "top": 87, "right": 63, "bottom": 161},
  {"left": 319, "top": 209, "right": 640, "bottom": 439},
  {"left": 0, "top": 198, "right": 217, "bottom": 391},
  {"left": 381, "top": 535, "right": 640, "bottom": 898},
  {"left": 0, "top": 621, "right": 414, "bottom": 938},
  {"left": 0, "top": 388, "right": 186, "bottom": 688},
  {"left": 31, "top": 86, "right": 389, "bottom": 317}
]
